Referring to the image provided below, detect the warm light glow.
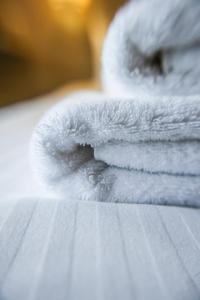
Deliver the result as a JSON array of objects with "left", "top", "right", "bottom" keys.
[
  {"left": 50, "top": 0, "right": 91, "bottom": 10},
  {"left": 49, "top": 0, "right": 91, "bottom": 30}
]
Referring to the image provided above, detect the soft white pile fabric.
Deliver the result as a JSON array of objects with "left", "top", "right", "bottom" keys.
[
  {"left": 103, "top": 0, "right": 200, "bottom": 97},
  {"left": 31, "top": 0, "right": 200, "bottom": 207}
]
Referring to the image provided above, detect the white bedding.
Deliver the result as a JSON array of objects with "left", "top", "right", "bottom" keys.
[
  {"left": 0, "top": 85, "right": 200, "bottom": 300},
  {"left": 0, "top": 199, "right": 200, "bottom": 300}
]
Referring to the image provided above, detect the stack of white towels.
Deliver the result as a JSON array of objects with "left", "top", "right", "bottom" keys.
[{"left": 31, "top": 0, "right": 200, "bottom": 207}]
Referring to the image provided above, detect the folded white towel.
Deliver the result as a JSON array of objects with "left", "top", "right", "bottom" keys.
[
  {"left": 31, "top": 0, "right": 200, "bottom": 206},
  {"left": 31, "top": 92, "right": 200, "bottom": 206}
]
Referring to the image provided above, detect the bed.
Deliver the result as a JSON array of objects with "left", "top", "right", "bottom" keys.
[{"left": 1, "top": 83, "right": 200, "bottom": 300}]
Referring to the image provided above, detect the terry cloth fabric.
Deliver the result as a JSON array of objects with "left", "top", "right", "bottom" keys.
[{"left": 31, "top": 0, "right": 200, "bottom": 207}]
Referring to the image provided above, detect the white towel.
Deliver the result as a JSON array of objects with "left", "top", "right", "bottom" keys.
[
  {"left": 31, "top": 0, "right": 200, "bottom": 207},
  {"left": 103, "top": 0, "right": 200, "bottom": 97}
]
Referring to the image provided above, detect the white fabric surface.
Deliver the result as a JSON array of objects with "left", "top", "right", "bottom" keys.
[
  {"left": 0, "top": 82, "right": 95, "bottom": 199},
  {"left": 0, "top": 199, "right": 200, "bottom": 300},
  {"left": 103, "top": 0, "right": 200, "bottom": 97},
  {"left": 1, "top": 87, "right": 200, "bottom": 300},
  {"left": 31, "top": 0, "right": 200, "bottom": 206},
  {"left": 1, "top": 1, "right": 200, "bottom": 297},
  {"left": 31, "top": 92, "right": 200, "bottom": 206}
]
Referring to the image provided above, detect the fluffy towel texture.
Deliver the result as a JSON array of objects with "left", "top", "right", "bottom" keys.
[
  {"left": 31, "top": 0, "right": 200, "bottom": 206},
  {"left": 103, "top": 0, "right": 200, "bottom": 97}
]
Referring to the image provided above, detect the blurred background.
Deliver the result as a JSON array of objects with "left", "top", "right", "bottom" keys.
[{"left": 0, "top": 0, "right": 125, "bottom": 106}]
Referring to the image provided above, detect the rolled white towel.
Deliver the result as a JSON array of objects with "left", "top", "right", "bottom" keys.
[
  {"left": 31, "top": 0, "right": 200, "bottom": 206},
  {"left": 102, "top": 0, "right": 200, "bottom": 97}
]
